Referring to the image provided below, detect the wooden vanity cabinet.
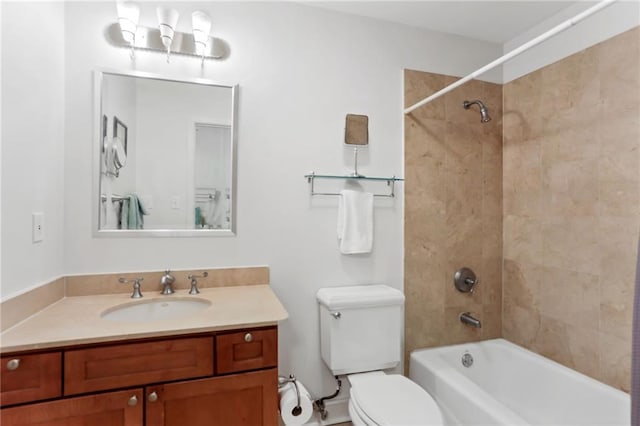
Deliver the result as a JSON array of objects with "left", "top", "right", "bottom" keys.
[{"left": 0, "top": 326, "right": 278, "bottom": 426}]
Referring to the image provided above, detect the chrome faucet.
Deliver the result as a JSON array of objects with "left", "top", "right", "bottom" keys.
[
  {"left": 160, "top": 269, "right": 175, "bottom": 295},
  {"left": 460, "top": 312, "right": 482, "bottom": 328}
]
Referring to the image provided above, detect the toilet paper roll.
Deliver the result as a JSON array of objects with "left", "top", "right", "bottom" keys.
[{"left": 279, "top": 381, "right": 313, "bottom": 426}]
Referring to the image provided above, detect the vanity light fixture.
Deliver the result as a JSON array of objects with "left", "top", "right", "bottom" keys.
[
  {"left": 116, "top": 1, "right": 140, "bottom": 57},
  {"left": 106, "top": 4, "right": 226, "bottom": 62},
  {"left": 156, "top": 7, "right": 180, "bottom": 62},
  {"left": 191, "top": 11, "right": 212, "bottom": 65}
]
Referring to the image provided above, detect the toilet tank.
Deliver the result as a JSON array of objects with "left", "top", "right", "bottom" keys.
[{"left": 316, "top": 285, "right": 405, "bottom": 375}]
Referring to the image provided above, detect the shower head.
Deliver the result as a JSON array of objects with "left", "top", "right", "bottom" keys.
[{"left": 463, "top": 100, "right": 491, "bottom": 123}]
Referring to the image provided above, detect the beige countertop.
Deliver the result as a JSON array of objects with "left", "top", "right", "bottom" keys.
[{"left": 0, "top": 285, "right": 288, "bottom": 354}]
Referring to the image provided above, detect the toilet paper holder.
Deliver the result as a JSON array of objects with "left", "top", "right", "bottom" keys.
[{"left": 278, "top": 374, "right": 302, "bottom": 417}]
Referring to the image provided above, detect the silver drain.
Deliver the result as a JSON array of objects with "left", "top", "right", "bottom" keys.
[{"left": 461, "top": 352, "right": 474, "bottom": 368}]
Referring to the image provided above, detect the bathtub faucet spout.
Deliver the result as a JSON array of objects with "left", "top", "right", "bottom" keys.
[{"left": 460, "top": 312, "right": 482, "bottom": 328}]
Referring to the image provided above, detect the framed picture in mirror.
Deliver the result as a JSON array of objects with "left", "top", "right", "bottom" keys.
[
  {"left": 113, "top": 116, "right": 128, "bottom": 154},
  {"left": 101, "top": 115, "right": 108, "bottom": 153}
]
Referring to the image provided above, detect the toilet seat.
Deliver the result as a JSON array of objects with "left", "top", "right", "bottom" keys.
[{"left": 349, "top": 374, "right": 443, "bottom": 426}]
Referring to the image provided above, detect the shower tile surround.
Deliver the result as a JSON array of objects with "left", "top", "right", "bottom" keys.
[
  {"left": 405, "top": 27, "right": 639, "bottom": 392},
  {"left": 502, "top": 27, "right": 639, "bottom": 392}
]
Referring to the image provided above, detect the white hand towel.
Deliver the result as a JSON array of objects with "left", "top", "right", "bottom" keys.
[{"left": 337, "top": 189, "right": 373, "bottom": 254}]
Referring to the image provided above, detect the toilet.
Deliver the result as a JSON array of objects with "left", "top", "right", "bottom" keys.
[{"left": 317, "top": 285, "right": 443, "bottom": 426}]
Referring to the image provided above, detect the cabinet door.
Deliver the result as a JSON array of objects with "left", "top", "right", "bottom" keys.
[
  {"left": 146, "top": 369, "right": 278, "bottom": 426},
  {"left": 0, "top": 388, "right": 143, "bottom": 426}
]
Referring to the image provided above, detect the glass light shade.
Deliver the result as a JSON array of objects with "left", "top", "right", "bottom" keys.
[
  {"left": 156, "top": 7, "right": 180, "bottom": 48},
  {"left": 116, "top": 1, "right": 140, "bottom": 45},
  {"left": 191, "top": 11, "right": 212, "bottom": 56}
]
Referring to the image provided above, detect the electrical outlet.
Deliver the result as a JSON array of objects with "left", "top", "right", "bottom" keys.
[{"left": 32, "top": 212, "right": 44, "bottom": 243}]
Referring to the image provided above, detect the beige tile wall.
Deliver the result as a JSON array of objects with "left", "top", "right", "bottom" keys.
[
  {"left": 502, "top": 27, "right": 640, "bottom": 391},
  {"left": 404, "top": 70, "right": 503, "bottom": 369}
]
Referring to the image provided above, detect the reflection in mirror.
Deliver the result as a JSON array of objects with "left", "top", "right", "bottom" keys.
[{"left": 96, "top": 70, "right": 237, "bottom": 236}]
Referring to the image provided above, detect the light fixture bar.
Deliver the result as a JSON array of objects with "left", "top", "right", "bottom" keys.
[{"left": 105, "top": 23, "right": 227, "bottom": 60}]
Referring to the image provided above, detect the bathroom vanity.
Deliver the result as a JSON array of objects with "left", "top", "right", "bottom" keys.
[{"left": 0, "top": 284, "right": 287, "bottom": 426}]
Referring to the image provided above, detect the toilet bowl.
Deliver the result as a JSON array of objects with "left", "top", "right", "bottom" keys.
[{"left": 347, "top": 372, "right": 443, "bottom": 426}]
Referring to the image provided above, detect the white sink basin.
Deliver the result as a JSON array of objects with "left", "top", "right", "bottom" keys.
[{"left": 101, "top": 297, "right": 211, "bottom": 322}]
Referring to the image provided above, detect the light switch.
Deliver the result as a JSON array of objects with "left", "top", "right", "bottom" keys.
[{"left": 32, "top": 212, "right": 44, "bottom": 243}]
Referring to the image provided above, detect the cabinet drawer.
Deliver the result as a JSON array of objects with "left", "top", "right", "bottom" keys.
[
  {"left": 216, "top": 328, "right": 277, "bottom": 374},
  {"left": 1, "top": 388, "right": 143, "bottom": 426},
  {"left": 1, "top": 352, "right": 62, "bottom": 406},
  {"left": 65, "top": 337, "right": 213, "bottom": 395}
]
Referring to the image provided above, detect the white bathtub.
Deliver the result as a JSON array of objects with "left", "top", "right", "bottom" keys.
[{"left": 410, "top": 338, "right": 630, "bottom": 426}]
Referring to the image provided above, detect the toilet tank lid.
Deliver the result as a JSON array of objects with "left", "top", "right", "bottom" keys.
[{"left": 316, "top": 285, "right": 404, "bottom": 309}]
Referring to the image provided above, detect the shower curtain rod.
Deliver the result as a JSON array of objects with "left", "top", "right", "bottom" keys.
[{"left": 404, "top": 0, "right": 617, "bottom": 114}]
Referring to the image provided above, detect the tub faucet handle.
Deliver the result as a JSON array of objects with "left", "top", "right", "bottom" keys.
[
  {"left": 454, "top": 267, "right": 479, "bottom": 293},
  {"left": 465, "top": 276, "right": 479, "bottom": 291}
]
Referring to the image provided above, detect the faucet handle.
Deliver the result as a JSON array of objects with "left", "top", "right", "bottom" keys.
[
  {"left": 187, "top": 271, "right": 208, "bottom": 295},
  {"left": 119, "top": 277, "right": 144, "bottom": 299}
]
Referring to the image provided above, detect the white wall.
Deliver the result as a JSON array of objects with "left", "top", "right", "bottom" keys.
[
  {"left": 1, "top": 2, "right": 65, "bottom": 300},
  {"left": 503, "top": 0, "right": 640, "bottom": 82}
]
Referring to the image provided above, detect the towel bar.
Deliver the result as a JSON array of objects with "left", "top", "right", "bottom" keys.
[
  {"left": 100, "top": 194, "right": 128, "bottom": 202},
  {"left": 304, "top": 172, "right": 403, "bottom": 198}
]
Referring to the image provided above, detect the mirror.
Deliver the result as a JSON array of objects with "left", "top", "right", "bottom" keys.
[
  {"left": 94, "top": 70, "right": 237, "bottom": 237},
  {"left": 344, "top": 114, "right": 368, "bottom": 145}
]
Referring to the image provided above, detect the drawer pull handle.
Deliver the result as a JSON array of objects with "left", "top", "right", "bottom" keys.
[
  {"left": 244, "top": 333, "right": 253, "bottom": 343},
  {"left": 127, "top": 395, "right": 138, "bottom": 407},
  {"left": 6, "top": 359, "right": 20, "bottom": 371},
  {"left": 148, "top": 391, "right": 158, "bottom": 402}
]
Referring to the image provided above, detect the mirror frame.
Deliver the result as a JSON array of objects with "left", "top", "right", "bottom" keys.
[{"left": 93, "top": 69, "right": 238, "bottom": 237}]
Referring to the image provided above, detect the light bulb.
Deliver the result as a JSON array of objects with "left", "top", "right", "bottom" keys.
[
  {"left": 116, "top": 1, "right": 140, "bottom": 45},
  {"left": 157, "top": 7, "right": 180, "bottom": 49},
  {"left": 192, "top": 11, "right": 212, "bottom": 57}
]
